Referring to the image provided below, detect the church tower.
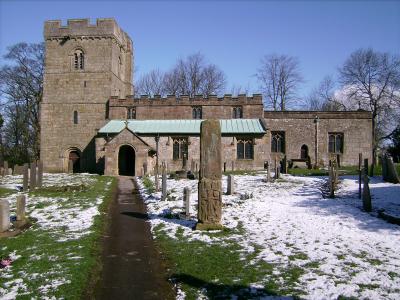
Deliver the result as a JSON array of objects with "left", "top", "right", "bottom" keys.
[{"left": 40, "top": 18, "right": 133, "bottom": 172}]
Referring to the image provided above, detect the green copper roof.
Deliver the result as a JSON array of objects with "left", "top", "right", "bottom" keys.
[{"left": 98, "top": 119, "right": 266, "bottom": 135}]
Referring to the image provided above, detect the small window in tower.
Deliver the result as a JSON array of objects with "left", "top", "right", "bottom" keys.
[
  {"left": 73, "top": 111, "right": 78, "bottom": 124},
  {"left": 74, "top": 50, "right": 84, "bottom": 70}
]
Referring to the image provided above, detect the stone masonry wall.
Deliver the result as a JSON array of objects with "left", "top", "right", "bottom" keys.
[
  {"left": 263, "top": 111, "right": 372, "bottom": 166},
  {"left": 41, "top": 18, "right": 133, "bottom": 172}
]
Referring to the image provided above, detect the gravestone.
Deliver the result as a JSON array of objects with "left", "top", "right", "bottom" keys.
[
  {"left": 266, "top": 161, "right": 271, "bottom": 182},
  {"left": 196, "top": 120, "right": 223, "bottom": 230},
  {"left": 0, "top": 167, "right": 4, "bottom": 177},
  {"left": 328, "top": 160, "right": 335, "bottom": 198},
  {"left": 23, "top": 164, "right": 29, "bottom": 191},
  {"left": 3, "top": 161, "right": 8, "bottom": 176},
  {"left": 282, "top": 156, "right": 288, "bottom": 174},
  {"left": 227, "top": 175, "right": 235, "bottom": 195},
  {"left": 143, "top": 162, "right": 148, "bottom": 175},
  {"left": 8, "top": 168, "right": 12, "bottom": 175},
  {"left": 161, "top": 165, "right": 167, "bottom": 201},
  {"left": 0, "top": 200, "right": 10, "bottom": 232},
  {"left": 231, "top": 161, "right": 235, "bottom": 171},
  {"left": 68, "top": 159, "right": 73, "bottom": 173},
  {"left": 37, "top": 161, "right": 43, "bottom": 187},
  {"left": 362, "top": 158, "right": 372, "bottom": 212},
  {"left": 16, "top": 195, "right": 26, "bottom": 221},
  {"left": 13, "top": 165, "right": 21, "bottom": 175},
  {"left": 184, "top": 187, "right": 190, "bottom": 218},
  {"left": 358, "top": 153, "right": 362, "bottom": 199},
  {"left": 385, "top": 155, "right": 400, "bottom": 184},
  {"left": 30, "top": 162, "right": 37, "bottom": 190}
]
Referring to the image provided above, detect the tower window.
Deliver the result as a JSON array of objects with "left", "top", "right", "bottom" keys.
[
  {"left": 74, "top": 50, "right": 84, "bottom": 70},
  {"left": 73, "top": 111, "right": 78, "bottom": 124},
  {"left": 271, "top": 131, "right": 285, "bottom": 153},
  {"left": 232, "top": 106, "right": 243, "bottom": 119},
  {"left": 192, "top": 107, "right": 202, "bottom": 119},
  {"left": 127, "top": 107, "right": 136, "bottom": 119},
  {"left": 237, "top": 138, "right": 254, "bottom": 159}
]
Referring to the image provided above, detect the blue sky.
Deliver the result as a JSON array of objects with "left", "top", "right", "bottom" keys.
[{"left": 1, "top": 0, "right": 399, "bottom": 98}]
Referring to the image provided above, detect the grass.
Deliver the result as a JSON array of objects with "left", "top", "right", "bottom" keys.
[
  {"left": 153, "top": 224, "right": 308, "bottom": 299},
  {"left": 0, "top": 175, "right": 117, "bottom": 299},
  {"left": 0, "top": 187, "right": 17, "bottom": 197}
]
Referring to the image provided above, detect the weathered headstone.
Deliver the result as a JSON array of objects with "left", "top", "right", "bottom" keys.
[
  {"left": 23, "top": 164, "right": 29, "bottom": 191},
  {"left": 8, "top": 168, "right": 12, "bottom": 175},
  {"left": 37, "top": 161, "right": 43, "bottom": 187},
  {"left": 328, "top": 160, "right": 335, "bottom": 198},
  {"left": 231, "top": 161, "right": 235, "bottom": 171},
  {"left": 161, "top": 165, "right": 167, "bottom": 201},
  {"left": 30, "top": 162, "right": 37, "bottom": 190},
  {"left": 0, "top": 167, "right": 4, "bottom": 177},
  {"left": 385, "top": 155, "right": 400, "bottom": 184},
  {"left": 0, "top": 200, "right": 10, "bottom": 232},
  {"left": 68, "top": 159, "right": 73, "bottom": 173},
  {"left": 196, "top": 120, "right": 223, "bottom": 230},
  {"left": 3, "top": 161, "right": 8, "bottom": 176},
  {"left": 183, "top": 187, "right": 190, "bottom": 218},
  {"left": 358, "top": 153, "right": 362, "bottom": 199},
  {"left": 266, "top": 161, "right": 271, "bottom": 182},
  {"left": 16, "top": 195, "right": 26, "bottom": 221},
  {"left": 143, "top": 162, "right": 148, "bottom": 175},
  {"left": 362, "top": 158, "right": 372, "bottom": 212},
  {"left": 227, "top": 174, "right": 235, "bottom": 195},
  {"left": 282, "top": 155, "right": 288, "bottom": 174}
]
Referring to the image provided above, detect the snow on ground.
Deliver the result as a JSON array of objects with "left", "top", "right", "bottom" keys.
[
  {"left": 138, "top": 173, "right": 400, "bottom": 299},
  {"left": 0, "top": 173, "right": 106, "bottom": 299}
]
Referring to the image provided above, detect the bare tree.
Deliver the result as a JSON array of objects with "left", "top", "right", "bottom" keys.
[
  {"left": 307, "top": 76, "right": 345, "bottom": 111},
  {"left": 339, "top": 48, "right": 400, "bottom": 175},
  {"left": 137, "top": 53, "right": 226, "bottom": 97},
  {"left": 0, "top": 42, "right": 44, "bottom": 164},
  {"left": 136, "top": 69, "right": 165, "bottom": 96},
  {"left": 257, "top": 54, "right": 303, "bottom": 110}
]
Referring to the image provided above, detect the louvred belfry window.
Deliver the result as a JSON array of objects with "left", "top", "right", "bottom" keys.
[{"left": 74, "top": 50, "right": 84, "bottom": 70}]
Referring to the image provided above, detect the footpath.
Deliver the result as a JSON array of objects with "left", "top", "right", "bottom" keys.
[{"left": 95, "top": 176, "right": 175, "bottom": 299}]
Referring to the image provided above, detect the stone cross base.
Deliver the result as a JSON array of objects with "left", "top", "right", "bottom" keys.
[{"left": 196, "top": 178, "right": 223, "bottom": 230}]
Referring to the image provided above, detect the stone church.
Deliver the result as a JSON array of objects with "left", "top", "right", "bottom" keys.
[{"left": 40, "top": 18, "right": 372, "bottom": 175}]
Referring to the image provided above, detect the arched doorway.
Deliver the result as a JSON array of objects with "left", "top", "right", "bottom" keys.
[
  {"left": 69, "top": 150, "right": 81, "bottom": 173},
  {"left": 118, "top": 145, "right": 135, "bottom": 176},
  {"left": 301, "top": 145, "right": 309, "bottom": 160}
]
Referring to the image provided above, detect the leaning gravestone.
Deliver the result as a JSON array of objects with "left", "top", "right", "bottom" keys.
[
  {"left": 8, "top": 168, "right": 12, "bottom": 176},
  {"left": 385, "top": 156, "right": 400, "bottom": 184},
  {"left": 196, "top": 120, "right": 223, "bottom": 230},
  {"left": 37, "top": 161, "right": 43, "bottom": 187},
  {"left": 30, "top": 162, "right": 37, "bottom": 190},
  {"left": 227, "top": 175, "right": 235, "bottom": 195},
  {"left": 0, "top": 200, "right": 10, "bottom": 233},
  {"left": 23, "top": 164, "right": 29, "bottom": 191},
  {"left": 381, "top": 154, "right": 388, "bottom": 182}
]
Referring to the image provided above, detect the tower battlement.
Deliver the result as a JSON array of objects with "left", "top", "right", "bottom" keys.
[{"left": 44, "top": 18, "right": 132, "bottom": 49}]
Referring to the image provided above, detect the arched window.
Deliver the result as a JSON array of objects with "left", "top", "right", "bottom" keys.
[
  {"left": 73, "top": 111, "right": 78, "bottom": 124},
  {"left": 301, "top": 144, "right": 309, "bottom": 159},
  {"left": 237, "top": 138, "right": 254, "bottom": 159},
  {"left": 271, "top": 131, "right": 285, "bottom": 153},
  {"left": 172, "top": 138, "right": 188, "bottom": 160},
  {"left": 74, "top": 49, "right": 84, "bottom": 70},
  {"left": 328, "top": 133, "right": 344, "bottom": 153}
]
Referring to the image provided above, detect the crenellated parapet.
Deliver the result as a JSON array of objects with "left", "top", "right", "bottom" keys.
[
  {"left": 44, "top": 18, "right": 132, "bottom": 50},
  {"left": 109, "top": 94, "right": 263, "bottom": 107}
]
